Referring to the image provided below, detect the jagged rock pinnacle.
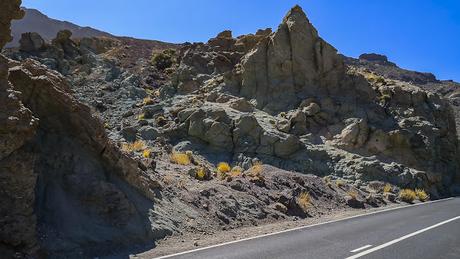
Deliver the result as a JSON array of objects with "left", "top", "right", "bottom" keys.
[{"left": 239, "top": 4, "right": 344, "bottom": 113}]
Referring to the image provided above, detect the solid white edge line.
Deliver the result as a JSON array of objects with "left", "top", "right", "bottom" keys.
[
  {"left": 153, "top": 197, "right": 455, "bottom": 259},
  {"left": 345, "top": 215, "right": 460, "bottom": 259},
  {"left": 350, "top": 244, "right": 372, "bottom": 253}
]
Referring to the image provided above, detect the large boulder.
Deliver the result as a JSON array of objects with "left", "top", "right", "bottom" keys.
[{"left": 19, "top": 32, "right": 45, "bottom": 52}]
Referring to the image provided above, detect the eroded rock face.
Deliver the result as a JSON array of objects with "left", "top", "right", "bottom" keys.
[
  {"left": 0, "top": 2, "right": 162, "bottom": 256},
  {"left": 4, "top": 58, "right": 161, "bottom": 257},
  {"left": 239, "top": 5, "right": 344, "bottom": 113},
  {"left": 168, "top": 5, "right": 460, "bottom": 195},
  {"left": 19, "top": 32, "right": 45, "bottom": 52},
  {"left": 0, "top": 1, "right": 39, "bottom": 255}
]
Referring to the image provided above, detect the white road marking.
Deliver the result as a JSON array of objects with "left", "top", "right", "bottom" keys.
[
  {"left": 345, "top": 215, "right": 460, "bottom": 259},
  {"left": 153, "top": 198, "right": 454, "bottom": 259},
  {"left": 350, "top": 244, "right": 372, "bottom": 253}
]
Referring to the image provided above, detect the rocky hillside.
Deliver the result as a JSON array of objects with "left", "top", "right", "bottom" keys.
[
  {"left": 345, "top": 54, "right": 460, "bottom": 137},
  {"left": 1, "top": 1, "right": 460, "bottom": 258}
]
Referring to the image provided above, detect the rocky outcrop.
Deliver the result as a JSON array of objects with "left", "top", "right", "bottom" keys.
[
  {"left": 6, "top": 59, "right": 159, "bottom": 257},
  {"left": 19, "top": 32, "right": 45, "bottom": 52},
  {"left": 0, "top": 2, "right": 165, "bottom": 256},
  {"left": 239, "top": 5, "right": 344, "bottom": 113},
  {"left": 168, "top": 5, "right": 460, "bottom": 196},
  {"left": 0, "top": 1, "right": 39, "bottom": 255}
]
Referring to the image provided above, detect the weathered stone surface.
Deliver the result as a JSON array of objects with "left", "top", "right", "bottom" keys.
[
  {"left": 0, "top": 1, "right": 38, "bottom": 255},
  {"left": 169, "top": 4, "right": 460, "bottom": 196},
  {"left": 19, "top": 32, "right": 45, "bottom": 52},
  {"left": 239, "top": 5, "right": 344, "bottom": 113}
]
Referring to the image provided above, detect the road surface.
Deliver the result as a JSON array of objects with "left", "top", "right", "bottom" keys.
[{"left": 157, "top": 198, "right": 460, "bottom": 259}]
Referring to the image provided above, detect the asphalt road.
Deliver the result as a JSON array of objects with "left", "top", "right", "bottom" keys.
[{"left": 157, "top": 198, "right": 460, "bottom": 259}]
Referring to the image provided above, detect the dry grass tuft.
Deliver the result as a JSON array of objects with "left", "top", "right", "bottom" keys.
[
  {"left": 415, "top": 188, "right": 429, "bottom": 202},
  {"left": 196, "top": 167, "right": 206, "bottom": 180},
  {"left": 230, "top": 167, "right": 242, "bottom": 178},
  {"left": 347, "top": 190, "right": 358, "bottom": 200},
  {"left": 122, "top": 140, "right": 147, "bottom": 153},
  {"left": 335, "top": 179, "right": 345, "bottom": 188},
  {"left": 138, "top": 113, "right": 145, "bottom": 120},
  {"left": 170, "top": 152, "right": 191, "bottom": 165},
  {"left": 247, "top": 162, "right": 264, "bottom": 183},
  {"left": 143, "top": 97, "right": 155, "bottom": 105},
  {"left": 217, "top": 162, "right": 231, "bottom": 173},
  {"left": 399, "top": 189, "right": 417, "bottom": 203},
  {"left": 383, "top": 183, "right": 392, "bottom": 193},
  {"left": 297, "top": 192, "right": 312, "bottom": 212},
  {"left": 250, "top": 161, "right": 263, "bottom": 175},
  {"left": 323, "top": 176, "right": 332, "bottom": 187},
  {"left": 142, "top": 149, "right": 152, "bottom": 158}
]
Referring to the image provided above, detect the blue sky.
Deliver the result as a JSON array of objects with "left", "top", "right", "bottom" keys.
[{"left": 22, "top": 0, "right": 460, "bottom": 81}]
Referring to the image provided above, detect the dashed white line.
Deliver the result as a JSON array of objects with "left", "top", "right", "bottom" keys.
[
  {"left": 345, "top": 215, "right": 460, "bottom": 259},
  {"left": 350, "top": 244, "right": 372, "bottom": 253}
]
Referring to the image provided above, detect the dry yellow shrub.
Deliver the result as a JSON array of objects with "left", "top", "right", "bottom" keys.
[
  {"left": 142, "top": 149, "right": 151, "bottom": 158},
  {"left": 143, "top": 97, "right": 154, "bottom": 105},
  {"left": 298, "top": 192, "right": 311, "bottom": 212},
  {"left": 347, "top": 190, "right": 358, "bottom": 200},
  {"left": 415, "top": 188, "right": 429, "bottom": 202},
  {"left": 230, "top": 167, "right": 242, "bottom": 177},
  {"left": 217, "top": 162, "right": 231, "bottom": 173},
  {"left": 335, "top": 179, "right": 345, "bottom": 188},
  {"left": 399, "top": 189, "right": 417, "bottom": 203},
  {"left": 196, "top": 167, "right": 206, "bottom": 180},
  {"left": 383, "top": 183, "right": 392, "bottom": 193},
  {"left": 170, "top": 152, "right": 191, "bottom": 165},
  {"left": 122, "top": 140, "right": 146, "bottom": 153}
]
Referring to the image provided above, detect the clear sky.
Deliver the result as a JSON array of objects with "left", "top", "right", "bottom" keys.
[{"left": 22, "top": 0, "right": 460, "bottom": 81}]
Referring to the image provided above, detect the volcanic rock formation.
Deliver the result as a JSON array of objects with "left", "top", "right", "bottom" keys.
[
  {"left": 169, "top": 5, "right": 460, "bottom": 196},
  {"left": 2, "top": 2, "right": 460, "bottom": 258},
  {"left": 0, "top": 1, "right": 162, "bottom": 257}
]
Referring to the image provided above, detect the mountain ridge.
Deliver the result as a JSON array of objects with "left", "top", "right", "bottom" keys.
[{"left": 6, "top": 7, "right": 114, "bottom": 47}]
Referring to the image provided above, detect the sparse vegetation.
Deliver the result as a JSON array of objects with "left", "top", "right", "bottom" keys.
[
  {"left": 297, "top": 192, "right": 312, "bottom": 212},
  {"left": 217, "top": 162, "right": 231, "bottom": 173},
  {"left": 399, "top": 189, "right": 417, "bottom": 203},
  {"left": 143, "top": 97, "right": 154, "bottom": 105},
  {"left": 151, "top": 49, "right": 176, "bottom": 70},
  {"left": 247, "top": 161, "right": 264, "bottom": 183},
  {"left": 365, "top": 73, "right": 386, "bottom": 85},
  {"left": 415, "top": 188, "right": 429, "bottom": 202},
  {"left": 383, "top": 183, "right": 392, "bottom": 193},
  {"left": 335, "top": 179, "right": 345, "bottom": 188},
  {"left": 323, "top": 176, "right": 332, "bottom": 187},
  {"left": 170, "top": 152, "right": 191, "bottom": 165},
  {"left": 142, "top": 149, "right": 151, "bottom": 158},
  {"left": 230, "top": 167, "right": 242, "bottom": 177},
  {"left": 195, "top": 167, "right": 206, "bottom": 180},
  {"left": 347, "top": 190, "right": 358, "bottom": 200},
  {"left": 122, "top": 140, "right": 146, "bottom": 153}
]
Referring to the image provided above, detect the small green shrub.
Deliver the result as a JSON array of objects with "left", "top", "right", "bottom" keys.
[{"left": 151, "top": 49, "right": 176, "bottom": 70}]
